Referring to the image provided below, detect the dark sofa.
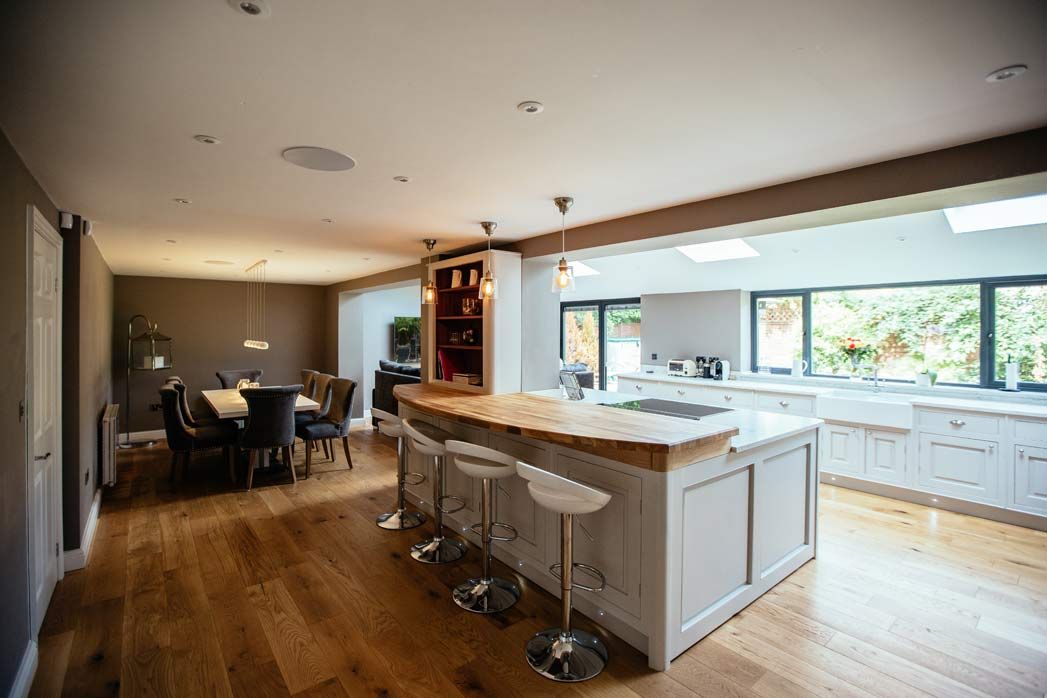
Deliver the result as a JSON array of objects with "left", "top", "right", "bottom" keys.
[{"left": 372, "top": 359, "right": 421, "bottom": 427}]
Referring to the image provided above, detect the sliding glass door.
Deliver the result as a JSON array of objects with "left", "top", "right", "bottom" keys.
[{"left": 561, "top": 298, "right": 641, "bottom": 390}]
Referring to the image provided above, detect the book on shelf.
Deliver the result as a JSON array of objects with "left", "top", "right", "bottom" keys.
[{"left": 452, "top": 373, "right": 482, "bottom": 385}]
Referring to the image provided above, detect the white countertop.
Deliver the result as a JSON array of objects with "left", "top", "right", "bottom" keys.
[
  {"left": 618, "top": 370, "right": 831, "bottom": 396},
  {"left": 530, "top": 388, "right": 822, "bottom": 454},
  {"left": 910, "top": 395, "right": 1047, "bottom": 418},
  {"left": 202, "top": 388, "right": 321, "bottom": 420}
]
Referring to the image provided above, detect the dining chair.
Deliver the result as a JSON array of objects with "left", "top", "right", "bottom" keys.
[
  {"left": 216, "top": 368, "right": 263, "bottom": 389},
  {"left": 240, "top": 384, "right": 302, "bottom": 490},
  {"left": 301, "top": 369, "right": 319, "bottom": 399},
  {"left": 297, "top": 372, "right": 334, "bottom": 455},
  {"left": 295, "top": 377, "right": 357, "bottom": 477},
  {"left": 158, "top": 385, "right": 237, "bottom": 482},
  {"left": 167, "top": 378, "right": 220, "bottom": 427}
]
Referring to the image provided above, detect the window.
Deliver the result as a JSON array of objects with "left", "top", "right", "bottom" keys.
[
  {"left": 561, "top": 298, "right": 641, "bottom": 391},
  {"left": 752, "top": 276, "right": 1047, "bottom": 391}
]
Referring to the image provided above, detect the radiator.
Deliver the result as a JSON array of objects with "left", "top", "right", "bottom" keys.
[{"left": 102, "top": 404, "right": 119, "bottom": 487}]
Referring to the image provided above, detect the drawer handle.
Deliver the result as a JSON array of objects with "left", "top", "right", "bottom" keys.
[
  {"left": 676, "top": 389, "right": 685, "bottom": 396},
  {"left": 988, "top": 444, "right": 994, "bottom": 451},
  {"left": 723, "top": 394, "right": 732, "bottom": 401},
  {"left": 948, "top": 419, "right": 966, "bottom": 427},
  {"left": 635, "top": 385, "right": 643, "bottom": 392},
  {"left": 779, "top": 400, "right": 790, "bottom": 407},
  {"left": 1018, "top": 448, "right": 1025, "bottom": 455}
]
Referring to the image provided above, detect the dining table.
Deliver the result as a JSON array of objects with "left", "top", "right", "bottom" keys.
[{"left": 201, "top": 387, "right": 321, "bottom": 420}]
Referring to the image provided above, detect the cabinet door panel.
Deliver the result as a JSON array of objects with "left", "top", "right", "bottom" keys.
[
  {"left": 1013, "top": 445, "right": 1047, "bottom": 514},
  {"left": 820, "top": 424, "right": 863, "bottom": 475},
  {"left": 556, "top": 454, "right": 643, "bottom": 617},
  {"left": 488, "top": 434, "right": 550, "bottom": 563},
  {"left": 864, "top": 430, "right": 907, "bottom": 485},
  {"left": 917, "top": 433, "right": 999, "bottom": 504},
  {"left": 438, "top": 420, "right": 487, "bottom": 516}
]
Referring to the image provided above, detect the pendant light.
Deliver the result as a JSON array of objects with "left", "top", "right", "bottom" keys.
[
  {"left": 551, "top": 196, "right": 575, "bottom": 293},
  {"left": 243, "top": 259, "right": 270, "bottom": 349},
  {"left": 479, "top": 221, "right": 498, "bottom": 300},
  {"left": 421, "top": 239, "right": 438, "bottom": 305}
]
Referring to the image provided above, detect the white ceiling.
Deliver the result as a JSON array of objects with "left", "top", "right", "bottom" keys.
[
  {"left": 562, "top": 209, "right": 1047, "bottom": 299},
  {"left": 1, "top": 0, "right": 1044, "bottom": 284}
]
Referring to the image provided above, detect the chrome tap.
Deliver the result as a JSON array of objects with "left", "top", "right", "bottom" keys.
[{"left": 862, "top": 364, "right": 881, "bottom": 393}]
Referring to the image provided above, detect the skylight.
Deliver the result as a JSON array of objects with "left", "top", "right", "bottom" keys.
[
  {"left": 568, "top": 261, "right": 599, "bottom": 277},
  {"left": 675, "top": 238, "right": 759, "bottom": 263},
  {"left": 943, "top": 194, "right": 1047, "bottom": 234}
]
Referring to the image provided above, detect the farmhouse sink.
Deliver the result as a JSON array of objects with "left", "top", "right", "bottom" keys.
[{"left": 816, "top": 389, "right": 914, "bottom": 430}]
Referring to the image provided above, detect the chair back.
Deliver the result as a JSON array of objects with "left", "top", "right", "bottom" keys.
[
  {"left": 216, "top": 368, "right": 263, "bottom": 389},
  {"left": 168, "top": 381, "right": 200, "bottom": 426},
  {"left": 446, "top": 440, "right": 517, "bottom": 480},
  {"left": 312, "top": 373, "right": 335, "bottom": 417},
  {"left": 516, "top": 461, "right": 611, "bottom": 515},
  {"left": 240, "top": 384, "right": 302, "bottom": 449},
  {"left": 324, "top": 378, "right": 357, "bottom": 436},
  {"left": 301, "top": 369, "right": 319, "bottom": 399},
  {"left": 371, "top": 407, "right": 403, "bottom": 438},
  {"left": 401, "top": 418, "right": 452, "bottom": 457},
  {"left": 158, "top": 385, "right": 193, "bottom": 452}
]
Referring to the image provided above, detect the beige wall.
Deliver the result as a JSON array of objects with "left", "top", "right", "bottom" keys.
[
  {"left": 0, "top": 127, "right": 59, "bottom": 695},
  {"left": 113, "top": 276, "right": 326, "bottom": 432},
  {"left": 640, "top": 290, "right": 751, "bottom": 370}
]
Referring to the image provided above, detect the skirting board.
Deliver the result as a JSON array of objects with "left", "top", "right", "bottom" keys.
[
  {"left": 119, "top": 429, "right": 165, "bottom": 444},
  {"left": 9, "top": 639, "right": 37, "bottom": 698},
  {"left": 63, "top": 489, "right": 101, "bottom": 571},
  {"left": 820, "top": 472, "right": 1047, "bottom": 532}
]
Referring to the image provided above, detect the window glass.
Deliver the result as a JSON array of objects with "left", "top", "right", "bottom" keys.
[
  {"left": 994, "top": 284, "right": 1047, "bottom": 384},
  {"left": 604, "top": 304, "right": 641, "bottom": 390},
  {"left": 755, "top": 296, "right": 803, "bottom": 371},
  {"left": 562, "top": 305, "right": 600, "bottom": 386},
  {"left": 811, "top": 284, "right": 980, "bottom": 383}
]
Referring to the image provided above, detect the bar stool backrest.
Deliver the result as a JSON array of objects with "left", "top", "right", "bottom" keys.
[
  {"left": 401, "top": 419, "right": 451, "bottom": 457},
  {"left": 371, "top": 407, "right": 404, "bottom": 438},
  {"left": 516, "top": 461, "right": 611, "bottom": 515},
  {"left": 446, "top": 440, "right": 517, "bottom": 480}
]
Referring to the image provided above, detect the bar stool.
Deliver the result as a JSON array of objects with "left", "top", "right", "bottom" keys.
[
  {"left": 445, "top": 440, "right": 521, "bottom": 614},
  {"left": 372, "top": 408, "right": 426, "bottom": 530},
  {"left": 401, "top": 419, "right": 467, "bottom": 564},
  {"left": 516, "top": 462, "right": 612, "bottom": 683}
]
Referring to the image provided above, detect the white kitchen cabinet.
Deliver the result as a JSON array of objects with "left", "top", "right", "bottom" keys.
[
  {"left": 1013, "top": 445, "right": 1047, "bottom": 514},
  {"left": 918, "top": 432, "right": 999, "bottom": 504},
  {"left": 820, "top": 423, "right": 864, "bottom": 475},
  {"left": 619, "top": 378, "right": 652, "bottom": 397},
  {"left": 488, "top": 433, "right": 551, "bottom": 564},
  {"left": 695, "top": 385, "right": 755, "bottom": 409},
  {"left": 756, "top": 392, "right": 817, "bottom": 417},
  {"left": 863, "top": 429, "right": 907, "bottom": 485}
]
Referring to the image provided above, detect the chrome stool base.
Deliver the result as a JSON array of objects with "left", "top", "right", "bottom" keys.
[
  {"left": 524, "top": 629, "right": 608, "bottom": 682},
  {"left": 452, "top": 576, "right": 520, "bottom": 614},
  {"left": 410, "top": 536, "right": 466, "bottom": 564},
  {"left": 376, "top": 509, "right": 426, "bottom": 530}
]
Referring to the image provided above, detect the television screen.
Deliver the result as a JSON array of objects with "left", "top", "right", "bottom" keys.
[{"left": 393, "top": 316, "right": 421, "bottom": 363}]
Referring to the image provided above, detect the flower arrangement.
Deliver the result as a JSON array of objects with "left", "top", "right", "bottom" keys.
[{"left": 841, "top": 337, "right": 875, "bottom": 366}]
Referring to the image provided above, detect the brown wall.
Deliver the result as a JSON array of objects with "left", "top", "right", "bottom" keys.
[
  {"left": 113, "top": 276, "right": 326, "bottom": 432},
  {"left": 0, "top": 127, "right": 59, "bottom": 695}
]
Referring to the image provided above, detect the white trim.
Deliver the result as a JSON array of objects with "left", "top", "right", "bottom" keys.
[
  {"left": 119, "top": 429, "right": 165, "bottom": 444},
  {"left": 63, "top": 489, "right": 101, "bottom": 571},
  {"left": 8, "top": 639, "right": 38, "bottom": 698},
  {"left": 350, "top": 409, "right": 371, "bottom": 428}
]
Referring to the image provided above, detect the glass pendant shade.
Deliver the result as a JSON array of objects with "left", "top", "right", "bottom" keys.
[
  {"left": 422, "top": 280, "right": 437, "bottom": 305},
  {"left": 479, "top": 270, "right": 498, "bottom": 299},
  {"left": 551, "top": 258, "right": 575, "bottom": 293}
]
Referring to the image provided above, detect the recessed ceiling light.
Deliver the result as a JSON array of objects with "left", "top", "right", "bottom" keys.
[
  {"left": 985, "top": 64, "right": 1027, "bottom": 83},
  {"left": 162, "top": 257, "right": 172, "bottom": 262},
  {"left": 282, "top": 146, "right": 356, "bottom": 172},
  {"left": 165, "top": 239, "right": 177, "bottom": 244},
  {"left": 517, "top": 100, "right": 544, "bottom": 114},
  {"left": 173, "top": 198, "right": 191, "bottom": 205},
  {"left": 676, "top": 239, "right": 760, "bottom": 263},
  {"left": 325, "top": 269, "right": 332, "bottom": 273},
  {"left": 321, "top": 218, "right": 334, "bottom": 224},
  {"left": 193, "top": 134, "right": 221, "bottom": 145},
  {"left": 362, "top": 257, "right": 372, "bottom": 261},
  {"left": 204, "top": 260, "right": 236, "bottom": 265},
  {"left": 227, "top": 0, "right": 271, "bottom": 18},
  {"left": 393, "top": 176, "right": 411, "bottom": 183},
  {"left": 944, "top": 194, "right": 1047, "bottom": 233},
  {"left": 273, "top": 249, "right": 284, "bottom": 253},
  {"left": 564, "top": 261, "right": 599, "bottom": 277}
]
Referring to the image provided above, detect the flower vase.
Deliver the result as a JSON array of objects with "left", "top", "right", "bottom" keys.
[{"left": 849, "top": 357, "right": 863, "bottom": 382}]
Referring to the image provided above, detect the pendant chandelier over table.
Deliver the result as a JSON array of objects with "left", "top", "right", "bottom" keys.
[{"left": 243, "top": 259, "right": 269, "bottom": 350}]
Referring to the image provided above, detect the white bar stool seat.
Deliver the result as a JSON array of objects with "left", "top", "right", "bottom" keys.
[
  {"left": 446, "top": 440, "right": 522, "bottom": 614},
  {"left": 402, "top": 419, "right": 467, "bottom": 564},
  {"left": 516, "top": 461, "right": 611, "bottom": 683},
  {"left": 372, "top": 408, "right": 426, "bottom": 531}
]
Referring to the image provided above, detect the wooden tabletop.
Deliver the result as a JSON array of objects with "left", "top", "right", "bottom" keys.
[
  {"left": 394, "top": 383, "right": 739, "bottom": 471},
  {"left": 201, "top": 388, "right": 321, "bottom": 420}
]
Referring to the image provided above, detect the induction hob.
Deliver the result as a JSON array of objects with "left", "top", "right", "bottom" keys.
[{"left": 599, "top": 399, "right": 732, "bottom": 420}]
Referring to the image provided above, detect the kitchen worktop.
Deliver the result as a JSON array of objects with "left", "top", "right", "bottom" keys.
[
  {"left": 394, "top": 383, "right": 740, "bottom": 471},
  {"left": 617, "top": 369, "right": 832, "bottom": 395}
]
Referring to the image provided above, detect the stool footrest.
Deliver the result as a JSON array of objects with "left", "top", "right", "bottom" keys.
[
  {"left": 404, "top": 472, "right": 426, "bottom": 486},
  {"left": 436, "top": 494, "right": 466, "bottom": 514},
  {"left": 468, "top": 521, "right": 518, "bottom": 542},
  {"left": 549, "top": 562, "right": 606, "bottom": 593}
]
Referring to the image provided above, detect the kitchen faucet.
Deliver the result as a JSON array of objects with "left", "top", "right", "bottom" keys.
[{"left": 861, "top": 364, "right": 881, "bottom": 393}]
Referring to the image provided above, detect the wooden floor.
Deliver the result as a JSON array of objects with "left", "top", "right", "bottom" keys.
[{"left": 31, "top": 426, "right": 1047, "bottom": 698}]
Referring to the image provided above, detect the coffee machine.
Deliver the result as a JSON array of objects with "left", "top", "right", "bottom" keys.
[{"left": 696, "top": 356, "right": 728, "bottom": 380}]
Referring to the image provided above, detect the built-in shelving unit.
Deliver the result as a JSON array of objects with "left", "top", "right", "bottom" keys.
[{"left": 424, "top": 248, "right": 521, "bottom": 394}]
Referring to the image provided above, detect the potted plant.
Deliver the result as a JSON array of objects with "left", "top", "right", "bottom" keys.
[
  {"left": 916, "top": 367, "right": 938, "bottom": 387},
  {"left": 841, "top": 337, "right": 875, "bottom": 380}
]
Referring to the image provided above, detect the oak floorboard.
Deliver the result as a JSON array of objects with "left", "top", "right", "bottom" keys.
[{"left": 32, "top": 427, "right": 1047, "bottom": 698}]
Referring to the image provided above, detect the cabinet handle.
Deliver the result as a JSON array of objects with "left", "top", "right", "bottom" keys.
[
  {"left": 779, "top": 400, "right": 790, "bottom": 407},
  {"left": 723, "top": 394, "right": 732, "bottom": 401},
  {"left": 948, "top": 419, "right": 966, "bottom": 427},
  {"left": 850, "top": 429, "right": 857, "bottom": 434},
  {"left": 34, "top": 452, "right": 51, "bottom": 461},
  {"left": 635, "top": 385, "right": 643, "bottom": 392},
  {"left": 1018, "top": 448, "right": 1025, "bottom": 455},
  {"left": 676, "top": 389, "right": 685, "bottom": 396},
  {"left": 988, "top": 444, "right": 995, "bottom": 451}
]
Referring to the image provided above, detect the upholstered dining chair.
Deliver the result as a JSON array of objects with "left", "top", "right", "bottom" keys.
[
  {"left": 240, "top": 385, "right": 302, "bottom": 490},
  {"left": 158, "top": 385, "right": 237, "bottom": 482},
  {"left": 295, "top": 378, "right": 357, "bottom": 477},
  {"left": 301, "top": 369, "right": 319, "bottom": 399},
  {"left": 297, "top": 372, "right": 334, "bottom": 455},
  {"left": 216, "top": 368, "right": 263, "bottom": 389},
  {"left": 167, "top": 378, "right": 220, "bottom": 427}
]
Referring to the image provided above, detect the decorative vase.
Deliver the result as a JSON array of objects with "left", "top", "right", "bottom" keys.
[
  {"left": 848, "top": 356, "right": 862, "bottom": 382},
  {"left": 915, "top": 373, "right": 931, "bottom": 388}
]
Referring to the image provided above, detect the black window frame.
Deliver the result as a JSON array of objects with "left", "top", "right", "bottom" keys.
[
  {"left": 560, "top": 297, "right": 641, "bottom": 391},
  {"left": 751, "top": 274, "right": 1047, "bottom": 392}
]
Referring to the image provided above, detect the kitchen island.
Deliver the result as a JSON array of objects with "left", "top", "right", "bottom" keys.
[{"left": 394, "top": 383, "right": 821, "bottom": 671}]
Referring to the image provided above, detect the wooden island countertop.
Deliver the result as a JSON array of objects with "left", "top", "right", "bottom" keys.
[{"left": 393, "top": 383, "right": 739, "bottom": 471}]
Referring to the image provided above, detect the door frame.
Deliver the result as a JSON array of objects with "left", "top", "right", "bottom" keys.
[
  {"left": 559, "top": 297, "right": 640, "bottom": 390},
  {"left": 26, "top": 204, "right": 64, "bottom": 635}
]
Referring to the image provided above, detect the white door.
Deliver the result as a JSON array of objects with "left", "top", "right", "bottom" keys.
[
  {"left": 863, "top": 429, "right": 907, "bottom": 485},
  {"left": 1013, "top": 445, "right": 1047, "bottom": 514},
  {"left": 29, "top": 206, "right": 62, "bottom": 634},
  {"left": 820, "top": 424, "right": 864, "bottom": 475},
  {"left": 917, "top": 432, "right": 999, "bottom": 504}
]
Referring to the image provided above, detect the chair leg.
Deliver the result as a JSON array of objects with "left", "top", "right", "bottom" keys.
[
  {"left": 228, "top": 446, "right": 238, "bottom": 484},
  {"left": 169, "top": 451, "right": 179, "bottom": 481},
  {"left": 341, "top": 436, "right": 353, "bottom": 469},
  {"left": 321, "top": 439, "right": 330, "bottom": 461},
  {"left": 284, "top": 446, "right": 295, "bottom": 484},
  {"left": 305, "top": 441, "right": 312, "bottom": 479},
  {"left": 246, "top": 450, "right": 256, "bottom": 491}
]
